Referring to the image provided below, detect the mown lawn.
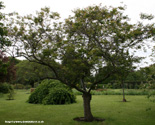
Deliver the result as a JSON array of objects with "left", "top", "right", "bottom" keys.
[{"left": 0, "top": 90, "right": 155, "bottom": 125}]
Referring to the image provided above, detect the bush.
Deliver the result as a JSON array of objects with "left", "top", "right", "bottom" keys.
[
  {"left": 28, "top": 79, "right": 76, "bottom": 105},
  {"left": 97, "top": 84, "right": 105, "bottom": 89},
  {"left": 34, "top": 82, "right": 39, "bottom": 88},
  {"left": 43, "top": 88, "right": 76, "bottom": 105},
  {"left": 105, "top": 83, "right": 113, "bottom": 89},
  {"left": 134, "top": 84, "right": 140, "bottom": 89},
  {"left": 112, "top": 83, "right": 121, "bottom": 89},
  {"left": 25, "top": 85, "right": 32, "bottom": 90},
  {"left": 73, "top": 89, "right": 152, "bottom": 95},
  {"left": 0, "top": 83, "right": 13, "bottom": 94},
  {"left": 7, "top": 89, "right": 15, "bottom": 100},
  {"left": 91, "top": 90, "right": 103, "bottom": 95},
  {"left": 13, "top": 84, "right": 25, "bottom": 89}
]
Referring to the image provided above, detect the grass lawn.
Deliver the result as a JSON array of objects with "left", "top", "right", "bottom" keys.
[{"left": 0, "top": 90, "right": 155, "bottom": 125}]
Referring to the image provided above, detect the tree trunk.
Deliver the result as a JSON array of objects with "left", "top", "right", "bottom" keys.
[
  {"left": 122, "top": 80, "right": 127, "bottom": 102},
  {"left": 82, "top": 93, "right": 94, "bottom": 122}
]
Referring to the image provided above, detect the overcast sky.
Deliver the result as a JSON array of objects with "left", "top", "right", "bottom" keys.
[
  {"left": 2, "top": 0, "right": 155, "bottom": 21},
  {"left": 1, "top": 0, "right": 155, "bottom": 68}
]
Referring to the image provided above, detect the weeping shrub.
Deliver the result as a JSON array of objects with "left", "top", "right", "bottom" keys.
[
  {"left": 42, "top": 88, "right": 76, "bottom": 105},
  {"left": 28, "top": 79, "right": 76, "bottom": 105}
]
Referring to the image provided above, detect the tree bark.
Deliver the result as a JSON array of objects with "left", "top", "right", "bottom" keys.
[
  {"left": 82, "top": 92, "right": 94, "bottom": 122},
  {"left": 122, "top": 80, "right": 127, "bottom": 102}
]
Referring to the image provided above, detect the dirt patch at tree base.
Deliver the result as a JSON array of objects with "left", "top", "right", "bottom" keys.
[
  {"left": 73, "top": 117, "right": 105, "bottom": 122},
  {"left": 123, "top": 99, "right": 127, "bottom": 102}
]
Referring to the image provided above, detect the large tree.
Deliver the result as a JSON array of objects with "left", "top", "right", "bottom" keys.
[
  {"left": 0, "top": 52, "right": 16, "bottom": 83},
  {"left": 6, "top": 5, "right": 155, "bottom": 121}
]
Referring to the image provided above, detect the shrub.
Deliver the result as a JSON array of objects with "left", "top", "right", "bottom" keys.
[
  {"left": 25, "top": 85, "right": 32, "bottom": 90},
  {"left": 112, "top": 83, "right": 121, "bottom": 89},
  {"left": 34, "top": 82, "right": 39, "bottom": 88},
  {"left": 97, "top": 84, "right": 105, "bottom": 89},
  {"left": 13, "top": 84, "right": 25, "bottom": 89},
  {"left": 28, "top": 79, "right": 76, "bottom": 105},
  {"left": 0, "top": 83, "right": 13, "bottom": 94},
  {"left": 105, "top": 83, "right": 113, "bottom": 89},
  {"left": 91, "top": 90, "right": 103, "bottom": 95},
  {"left": 134, "top": 84, "right": 140, "bottom": 89},
  {"left": 7, "top": 89, "right": 15, "bottom": 100},
  {"left": 73, "top": 89, "right": 152, "bottom": 95},
  {"left": 42, "top": 88, "right": 76, "bottom": 105}
]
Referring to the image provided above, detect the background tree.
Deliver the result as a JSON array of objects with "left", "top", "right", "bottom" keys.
[
  {"left": 6, "top": 5, "right": 155, "bottom": 122},
  {"left": 0, "top": 52, "right": 16, "bottom": 83},
  {"left": 16, "top": 60, "right": 54, "bottom": 87},
  {"left": 114, "top": 54, "right": 139, "bottom": 102},
  {"left": 137, "top": 64, "right": 155, "bottom": 88}
]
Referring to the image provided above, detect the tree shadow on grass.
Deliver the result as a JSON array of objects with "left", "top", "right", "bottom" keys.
[{"left": 73, "top": 117, "right": 105, "bottom": 122}]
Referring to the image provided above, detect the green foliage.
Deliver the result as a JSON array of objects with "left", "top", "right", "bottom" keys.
[
  {"left": 25, "top": 85, "right": 32, "bottom": 89},
  {"left": 7, "top": 4, "right": 152, "bottom": 92},
  {"left": 128, "top": 64, "right": 155, "bottom": 86},
  {"left": 140, "top": 13, "right": 154, "bottom": 20},
  {"left": 0, "top": 83, "right": 14, "bottom": 94},
  {"left": 13, "top": 84, "right": 25, "bottom": 89},
  {"left": 15, "top": 60, "right": 54, "bottom": 87},
  {"left": 73, "top": 89, "right": 153, "bottom": 95},
  {"left": 112, "top": 82, "right": 121, "bottom": 89},
  {"left": 0, "top": 2, "right": 10, "bottom": 49},
  {"left": 148, "top": 90, "right": 155, "bottom": 102},
  {"left": 149, "top": 84, "right": 155, "bottom": 89},
  {"left": 28, "top": 79, "right": 76, "bottom": 105},
  {"left": 7, "top": 89, "right": 15, "bottom": 100},
  {"left": 42, "top": 87, "right": 76, "bottom": 105},
  {"left": 0, "top": 52, "right": 16, "bottom": 83},
  {"left": 105, "top": 83, "right": 113, "bottom": 89}
]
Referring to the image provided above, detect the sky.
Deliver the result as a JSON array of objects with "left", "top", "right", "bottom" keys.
[
  {"left": 1, "top": 0, "right": 155, "bottom": 68},
  {"left": 1, "top": 0, "right": 155, "bottom": 21}
]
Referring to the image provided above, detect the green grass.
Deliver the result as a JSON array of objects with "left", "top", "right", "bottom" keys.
[{"left": 0, "top": 90, "right": 155, "bottom": 125}]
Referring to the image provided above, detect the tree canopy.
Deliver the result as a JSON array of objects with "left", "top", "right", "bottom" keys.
[{"left": 0, "top": 1, "right": 10, "bottom": 49}]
